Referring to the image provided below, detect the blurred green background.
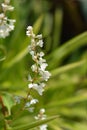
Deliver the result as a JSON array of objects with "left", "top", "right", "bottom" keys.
[{"left": 0, "top": 0, "right": 87, "bottom": 130}]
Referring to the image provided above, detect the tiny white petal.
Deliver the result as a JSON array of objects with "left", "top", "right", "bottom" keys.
[
  {"left": 37, "top": 40, "right": 43, "bottom": 47},
  {"left": 28, "top": 75, "right": 32, "bottom": 82},
  {"left": 25, "top": 102, "right": 30, "bottom": 107},
  {"left": 39, "top": 70, "right": 51, "bottom": 81},
  {"left": 40, "top": 63, "right": 48, "bottom": 71},
  {"left": 28, "top": 83, "right": 33, "bottom": 88},
  {"left": 40, "top": 108, "right": 45, "bottom": 114},
  {"left": 30, "top": 99, "right": 38, "bottom": 105},
  {"left": 2, "top": 3, "right": 14, "bottom": 11},
  {"left": 38, "top": 57, "right": 46, "bottom": 65},
  {"left": 27, "top": 26, "right": 33, "bottom": 31},
  {"left": 39, "top": 124, "right": 48, "bottom": 130},
  {"left": 30, "top": 83, "right": 45, "bottom": 95},
  {"left": 31, "top": 64, "right": 37, "bottom": 72},
  {"left": 36, "top": 34, "right": 42, "bottom": 39},
  {"left": 0, "top": 13, "right": 5, "bottom": 19}
]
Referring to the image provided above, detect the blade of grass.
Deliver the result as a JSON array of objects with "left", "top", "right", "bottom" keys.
[
  {"left": 48, "top": 92, "right": 87, "bottom": 107},
  {"left": 3, "top": 47, "right": 28, "bottom": 68},
  {"left": 51, "top": 59, "right": 86, "bottom": 77},
  {"left": 47, "top": 31, "right": 87, "bottom": 69},
  {"left": 12, "top": 115, "right": 59, "bottom": 130}
]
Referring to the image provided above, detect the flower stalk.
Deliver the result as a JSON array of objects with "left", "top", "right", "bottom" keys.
[{"left": 26, "top": 26, "right": 51, "bottom": 129}]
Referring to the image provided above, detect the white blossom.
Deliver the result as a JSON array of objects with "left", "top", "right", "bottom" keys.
[
  {"left": 0, "top": 13, "right": 5, "bottom": 20},
  {"left": 37, "top": 40, "right": 43, "bottom": 47},
  {"left": 14, "top": 96, "right": 22, "bottom": 104},
  {"left": 39, "top": 70, "right": 51, "bottom": 81},
  {"left": 25, "top": 102, "right": 30, "bottom": 107},
  {"left": 36, "top": 34, "right": 42, "bottom": 39},
  {"left": 30, "top": 99, "right": 38, "bottom": 105},
  {"left": 31, "top": 64, "right": 38, "bottom": 72},
  {"left": 25, "top": 99, "right": 38, "bottom": 107},
  {"left": 29, "top": 50, "right": 35, "bottom": 57},
  {"left": 28, "top": 83, "right": 45, "bottom": 95},
  {"left": 39, "top": 52, "right": 44, "bottom": 57},
  {"left": 35, "top": 108, "right": 48, "bottom": 130},
  {"left": 38, "top": 57, "right": 46, "bottom": 65},
  {"left": 28, "top": 83, "right": 34, "bottom": 89},
  {"left": 40, "top": 108, "right": 45, "bottom": 114},
  {"left": 39, "top": 124, "right": 48, "bottom": 130},
  {"left": 40, "top": 63, "right": 48, "bottom": 71},
  {"left": 1, "top": 3, "right": 14, "bottom": 11},
  {"left": 0, "top": 1, "right": 15, "bottom": 38},
  {"left": 0, "top": 20, "right": 15, "bottom": 38},
  {"left": 26, "top": 26, "right": 35, "bottom": 37}
]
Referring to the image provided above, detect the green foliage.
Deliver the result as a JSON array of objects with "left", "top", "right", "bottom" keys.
[{"left": 0, "top": 0, "right": 87, "bottom": 130}]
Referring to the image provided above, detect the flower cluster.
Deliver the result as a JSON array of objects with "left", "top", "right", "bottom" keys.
[
  {"left": 35, "top": 108, "right": 48, "bottom": 130},
  {"left": 26, "top": 26, "right": 51, "bottom": 96},
  {"left": 26, "top": 26, "right": 51, "bottom": 129},
  {"left": 0, "top": 0, "right": 15, "bottom": 38}
]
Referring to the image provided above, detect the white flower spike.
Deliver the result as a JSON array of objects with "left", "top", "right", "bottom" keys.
[{"left": 26, "top": 25, "right": 51, "bottom": 129}]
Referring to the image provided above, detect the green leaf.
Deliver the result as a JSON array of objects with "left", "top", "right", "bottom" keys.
[
  {"left": 3, "top": 47, "right": 28, "bottom": 68},
  {"left": 51, "top": 59, "right": 86, "bottom": 77},
  {"left": 33, "top": 15, "right": 44, "bottom": 34},
  {"left": 52, "top": 8, "right": 63, "bottom": 50},
  {"left": 1, "top": 92, "right": 15, "bottom": 115},
  {"left": 48, "top": 92, "right": 87, "bottom": 107},
  {"left": 12, "top": 115, "right": 59, "bottom": 130},
  {"left": 47, "top": 31, "right": 87, "bottom": 69},
  {"left": 0, "top": 45, "right": 6, "bottom": 62}
]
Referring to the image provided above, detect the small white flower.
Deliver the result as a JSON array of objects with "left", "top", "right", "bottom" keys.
[
  {"left": 37, "top": 40, "right": 43, "bottom": 47},
  {"left": 25, "top": 102, "right": 30, "bottom": 107},
  {"left": 39, "top": 52, "right": 44, "bottom": 57},
  {"left": 27, "top": 95, "right": 32, "bottom": 100},
  {"left": 14, "top": 96, "right": 22, "bottom": 104},
  {"left": 38, "top": 57, "right": 46, "bottom": 65},
  {"left": 36, "top": 34, "right": 42, "bottom": 39},
  {"left": 33, "top": 83, "right": 45, "bottom": 95},
  {"left": 39, "top": 70, "right": 51, "bottom": 81},
  {"left": 2, "top": 3, "right": 14, "bottom": 11},
  {"left": 27, "top": 26, "right": 33, "bottom": 31},
  {"left": 28, "top": 83, "right": 33, "bottom": 88},
  {"left": 0, "top": 13, "right": 5, "bottom": 19},
  {"left": 40, "top": 108, "right": 45, "bottom": 114},
  {"left": 28, "top": 83, "right": 45, "bottom": 95},
  {"left": 31, "top": 64, "right": 38, "bottom": 72},
  {"left": 29, "top": 50, "right": 34, "bottom": 56},
  {"left": 40, "top": 63, "right": 48, "bottom": 71},
  {"left": 32, "top": 55, "right": 38, "bottom": 61},
  {"left": 30, "top": 99, "right": 38, "bottom": 105},
  {"left": 0, "top": 24, "right": 10, "bottom": 38},
  {"left": 39, "top": 124, "right": 48, "bottom": 130},
  {"left": 35, "top": 108, "right": 48, "bottom": 130},
  {"left": 26, "top": 26, "right": 35, "bottom": 37}
]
